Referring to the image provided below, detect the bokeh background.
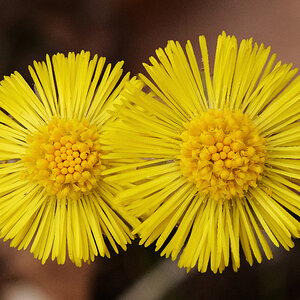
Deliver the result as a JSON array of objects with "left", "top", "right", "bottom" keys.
[{"left": 0, "top": 0, "right": 300, "bottom": 299}]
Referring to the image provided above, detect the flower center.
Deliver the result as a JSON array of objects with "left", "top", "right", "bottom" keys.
[
  {"left": 179, "top": 109, "right": 266, "bottom": 201},
  {"left": 22, "top": 118, "right": 103, "bottom": 199}
]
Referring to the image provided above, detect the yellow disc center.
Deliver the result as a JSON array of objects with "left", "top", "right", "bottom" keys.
[
  {"left": 22, "top": 118, "right": 103, "bottom": 199},
  {"left": 179, "top": 109, "right": 266, "bottom": 200}
]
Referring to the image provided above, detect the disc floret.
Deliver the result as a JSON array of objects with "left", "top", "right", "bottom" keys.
[
  {"left": 23, "top": 118, "right": 104, "bottom": 199},
  {"left": 179, "top": 109, "right": 266, "bottom": 200}
]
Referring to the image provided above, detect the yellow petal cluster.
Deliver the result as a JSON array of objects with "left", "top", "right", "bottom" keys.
[
  {"left": 0, "top": 51, "right": 139, "bottom": 266},
  {"left": 104, "top": 32, "right": 300, "bottom": 273}
]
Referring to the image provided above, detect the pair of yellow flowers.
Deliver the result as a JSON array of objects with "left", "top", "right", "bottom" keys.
[{"left": 0, "top": 32, "right": 299, "bottom": 274}]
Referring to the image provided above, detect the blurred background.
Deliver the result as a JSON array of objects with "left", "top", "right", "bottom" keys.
[{"left": 0, "top": 0, "right": 300, "bottom": 299}]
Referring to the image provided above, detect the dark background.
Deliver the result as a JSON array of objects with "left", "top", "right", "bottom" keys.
[{"left": 0, "top": 0, "right": 300, "bottom": 299}]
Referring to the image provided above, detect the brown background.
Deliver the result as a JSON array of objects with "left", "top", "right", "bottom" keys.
[{"left": 0, "top": 0, "right": 300, "bottom": 299}]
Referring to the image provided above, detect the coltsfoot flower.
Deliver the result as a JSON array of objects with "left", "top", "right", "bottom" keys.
[
  {"left": 0, "top": 51, "right": 139, "bottom": 266},
  {"left": 105, "top": 32, "right": 300, "bottom": 273}
]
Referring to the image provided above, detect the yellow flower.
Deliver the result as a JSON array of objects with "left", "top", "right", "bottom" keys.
[
  {"left": 106, "top": 32, "right": 300, "bottom": 273},
  {"left": 0, "top": 51, "right": 139, "bottom": 266}
]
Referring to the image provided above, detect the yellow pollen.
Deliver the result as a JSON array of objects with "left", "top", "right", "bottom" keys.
[
  {"left": 55, "top": 157, "right": 62, "bottom": 163},
  {"left": 220, "top": 152, "right": 227, "bottom": 159},
  {"left": 53, "top": 168, "right": 60, "bottom": 176},
  {"left": 80, "top": 152, "right": 88, "bottom": 160},
  {"left": 69, "top": 161, "right": 76, "bottom": 167},
  {"left": 72, "top": 144, "right": 78, "bottom": 151},
  {"left": 49, "top": 161, "right": 56, "bottom": 169},
  {"left": 73, "top": 151, "right": 79, "bottom": 158},
  {"left": 66, "top": 149, "right": 73, "bottom": 155},
  {"left": 57, "top": 162, "right": 64, "bottom": 169},
  {"left": 46, "top": 154, "right": 54, "bottom": 161},
  {"left": 179, "top": 109, "right": 266, "bottom": 201},
  {"left": 81, "top": 160, "right": 88, "bottom": 168},
  {"left": 216, "top": 142, "right": 223, "bottom": 151},
  {"left": 54, "top": 150, "right": 61, "bottom": 157},
  {"left": 75, "top": 165, "right": 83, "bottom": 172},
  {"left": 74, "top": 157, "right": 82, "bottom": 164},
  {"left": 73, "top": 171, "right": 81, "bottom": 181},
  {"left": 66, "top": 142, "right": 72, "bottom": 149},
  {"left": 60, "top": 136, "right": 68, "bottom": 145},
  {"left": 223, "top": 146, "right": 230, "bottom": 153},
  {"left": 22, "top": 117, "right": 104, "bottom": 199},
  {"left": 54, "top": 142, "right": 61, "bottom": 149},
  {"left": 208, "top": 145, "right": 217, "bottom": 154},
  {"left": 61, "top": 153, "right": 67, "bottom": 160},
  {"left": 211, "top": 153, "right": 220, "bottom": 161}
]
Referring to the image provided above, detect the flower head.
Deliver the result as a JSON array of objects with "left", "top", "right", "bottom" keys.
[
  {"left": 0, "top": 51, "right": 139, "bottom": 266},
  {"left": 106, "top": 32, "right": 300, "bottom": 273}
]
